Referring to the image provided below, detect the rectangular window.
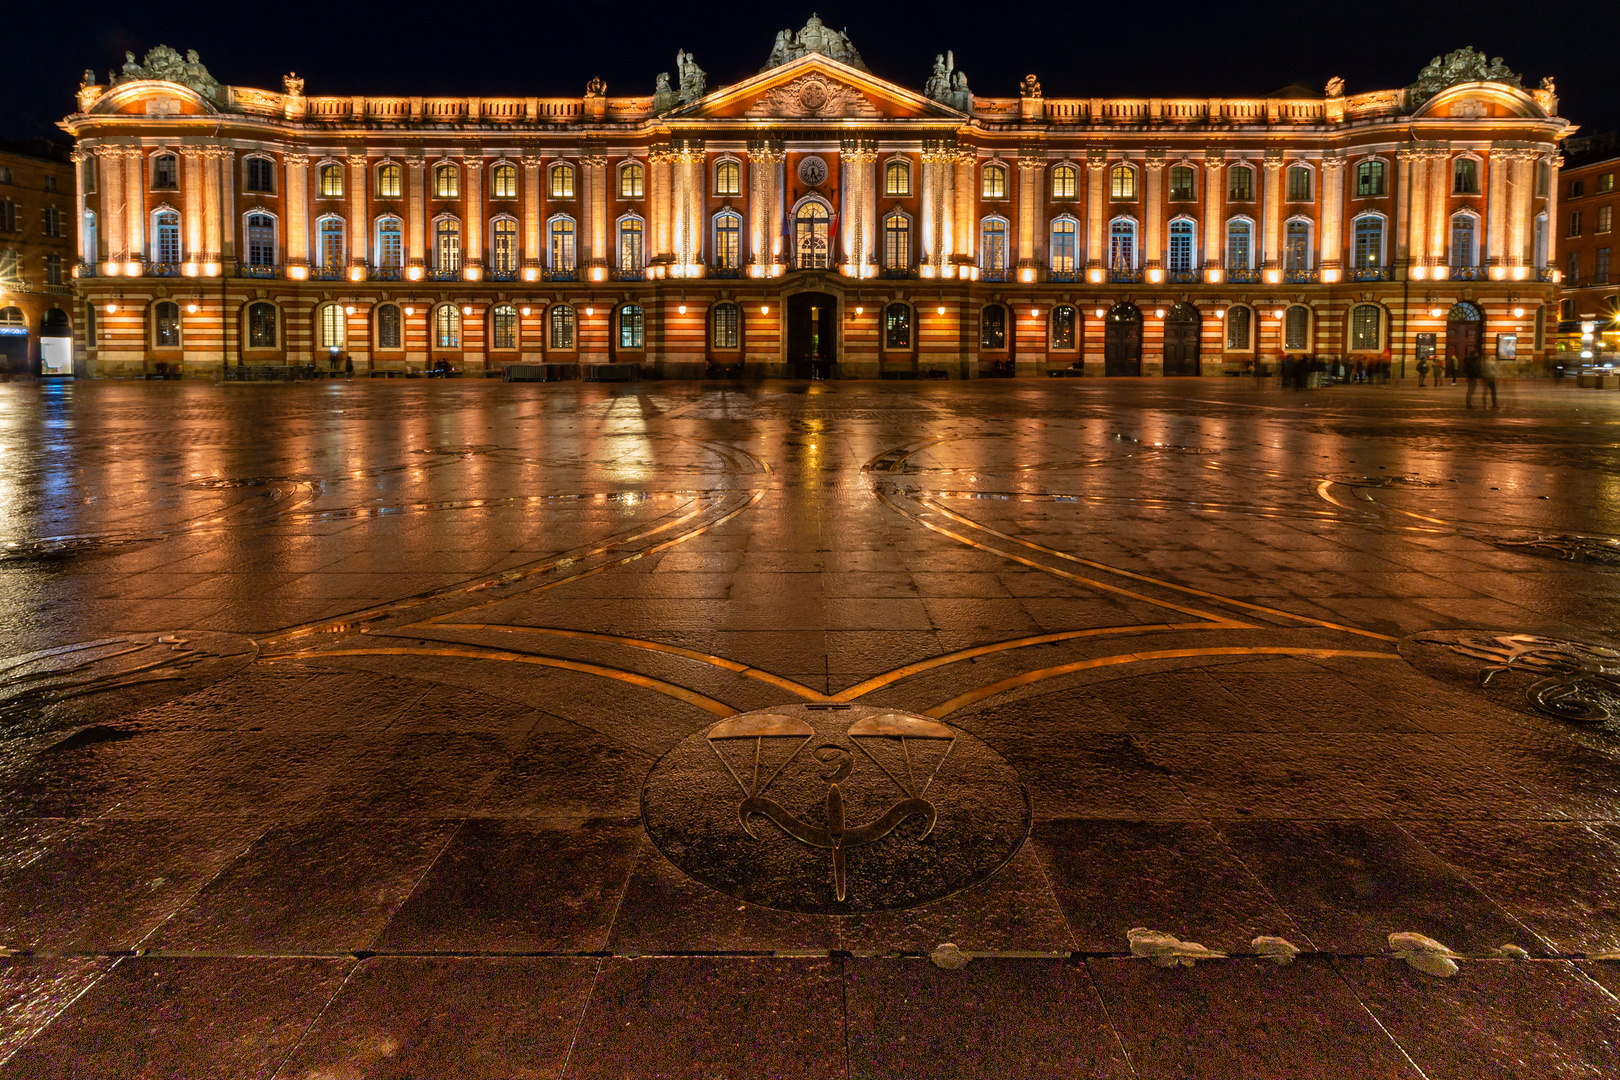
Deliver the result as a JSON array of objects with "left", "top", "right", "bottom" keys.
[
  {"left": 376, "top": 164, "right": 401, "bottom": 198},
  {"left": 980, "top": 306, "right": 1006, "bottom": 349},
  {"left": 41, "top": 207, "right": 62, "bottom": 237},
  {"left": 1598, "top": 247, "right": 1610, "bottom": 284},
  {"left": 1567, "top": 250, "right": 1580, "bottom": 284},
  {"left": 712, "top": 304, "right": 739, "bottom": 349},
  {"left": 45, "top": 176, "right": 57, "bottom": 192},
  {"left": 1169, "top": 166, "right": 1194, "bottom": 201},
  {"left": 1350, "top": 306, "right": 1380, "bottom": 351},
  {"left": 153, "top": 156, "right": 178, "bottom": 190},
  {"left": 715, "top": 216, "right": 740, "bottom": 268},
  {"left": 1228, "top": 167, "right": 1253, "bottom": 201},
  {"left": 1168, "top": 226, "right": 1194, "bottom": 272},
  {"left": 377, "top": 305, "right": 400, "bottom": 349},
  {"left": 0, "top": 249, "right": 18, "bottom": 280},
  {"left": 1284, "top": 306, "right": 1309, "bottom": 350},
  {"left": 1571, "top": 180, "right": 1585, "bottom": 199},
  {"left": 1356, "top": 161, "right": 1385, "bottom": 197},
  {"left": 1600, "top": 206, "right": 1612, "bottom": 234},
  {"left": 245, "top": 158, "right": 275, "bottom": 193},
  {"left": 0, "top": 200, "right": 16, "bottom": 232},
  {"left": 81, "top": 158, "right": 95, "bottom": 194},
  {"left": 492, "top": 165, "right": 518, "bottom": 199},
  {"left": 45, "top": 253, "right": 62, "bottom": 285},
  {"left": 377, "top": 222, "right": 402, "bottom": 268},
  {"left": 619, "top": 306, "right": 643, "bottom": 349},
  {"left": 319, "top": 164, "right": 343, "bottom": 197},
  {"left": 1453, "top": 159, "right": 1479, "bottom": 195},
  {"left": 1602, "top": 173, "right": 1616, "bottom": 193},
  {"left": 1569, "top": 211, "right": 1583, "bottom": 237},
  {"left": 885, "top": 304, "right": 911, "bottom": 349},
  {"left": 550, "top": 306, "right": 574, "bottom": 348},
  {"left": 1286, "top": 166, "right": 1311, "bottom": 201},
  {"left": 1050, "top": 306, "right": 1076, "bottom": 350},
  {"left": 550, "top": 166, "right": 574, "bottom": 198},
  {"left": 493, "top": 308, "right": 516, "bottom": 349}
]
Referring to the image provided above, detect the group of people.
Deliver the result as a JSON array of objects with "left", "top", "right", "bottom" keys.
[
  {"left": 1276, "top": 355, "right": 1390, "bottom": 389},
  {"left": 1416, "top": 352, "right": 1500, "bottom": 407}
]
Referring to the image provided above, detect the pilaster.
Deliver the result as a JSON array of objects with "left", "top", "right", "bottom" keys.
[
  {"left": 285, "top": 151, "right": 309, "bottom": 269},
  {"left": 348, "top": 150, "right": 368, "bottom": 274},
  {"left": 1144, "top": 149, "right": 1166, "bottom": 280},
  {"left": 1201, "top": 151, "right": 1223, "bottom": 281},
  {"left": 463, "top": 148, "right": 482, "bottom": 276}
]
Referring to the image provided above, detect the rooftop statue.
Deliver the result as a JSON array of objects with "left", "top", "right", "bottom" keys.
[
  {"left": 763, "top": 14, "right": 868, "bottom": 72},
  {"left": 677, "top": 50, "right": 707, "bottom": 103},
  {"left": 925, "top": 52, "right": 971, "bottom": 110},
  {"left": 111, "top": 45, "right": 221, "bottom": 99},
  {"left": 1408, "top": 47, "right": 1522, "bottom": 103}
]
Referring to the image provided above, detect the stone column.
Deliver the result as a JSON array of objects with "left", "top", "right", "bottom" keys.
[
  {"left": 1509, "top": 150, "right": 1533, "bottom": 267},
  {"left": 1202, "top": 151, "right": 1224, "bottom": 281},
  {"left": 1144, "top": 149, "right": 1166, "bottom": 279},
  {"left": 464, "top": 149, "right": 482, "bottom": 275},
  {"left": 1320, "top": 151, "right": 1344, "bottom": 276},
  {"left": 1543, "top": 152, "right": 1562, "bottom": 270},
  {"left": 1429, "top": 152, "right": 1449, "bottom": 269},
  {"left": 1017, "top": 147, "right": 1042, "bottom": 268},
  {"left": 522, "top": 153, "right": 543, "bottom": 273},
  {"left": 748, "top": 139, "right": 782, "bottom": 270},
  {"left": 284, "top": 152, "right": 309, "bottom": 270},
  {"left": 922, "top": 141, "right": 952, "bottom": 274},
  {"left": 70, "top": 150, "right": 90, "bottom": 266},
  {"left": 648, "top": 145, "right": 670, "bottom": 262},
  {"left": 1398, "top": 148, "right": 1426, "bottom": 271},
  {"left": 840, "top": 139, "right": 876, "bottom": 273},
  {"left": 124, "top": 146, "right": 144, "bottom": 265},
  {"left": 202, "top": 147, "right": 222, "bottom": 268},
  {"left": 97, "top": 147, "right": 123, "bottom": 267},
  {"left": 181, "top": 146, "right": 205, "bottom": 267},
  {"left": 348, "top": 150, "right": 368, "bottom": 272},
  {"left": 1086, "top": 149, "right": 1107, "bottom": 273},
  {"left": 216, "top": 148, "right": 236, "bottom": 266},
  {"left": 1261, "top": 148, "right": 1283, "bottom": 274},
  {"left": 1486, "top": 147, "right": 1508, "bottom": 268},
  {"left": 955, "top": 149, "right": 976, "bottom": 266},
  {"left": 582, "top": 145, "right": 608, "bottom": 269},
  {"left": 407, "top": 152, "right": 426, "bottom": 271}
]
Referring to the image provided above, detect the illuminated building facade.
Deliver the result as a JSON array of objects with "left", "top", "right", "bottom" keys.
[
  {"left": 0, "top": 141, "right": 76, "bottom": 377},
  {"left": 1551, "top": 134, "right": 1620, "bottom": 364},
  {"left": 62, "top": 34, "right": 1570, "bottom": 379}
]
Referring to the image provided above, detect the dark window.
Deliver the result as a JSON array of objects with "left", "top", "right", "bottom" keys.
[
  {"left": 377, "top": 303, "right": 401, "bottom": 349},
  {"left": 1571, "top": 179, "right": 1585, "bottom": 199},
  {"left": 1453, "top": 158, "right": 1479, "bottom": 194},
  {"left": 45, "top": 253, "right": 62, "bottom": 285},
  {"left": 154, "top": 300, "right": 180, "bottom": 347},
  {"left": 1050, "top": 305, "right": 1076, "bottom": 350},
  {"left": 1599, "top": 247, "right": 1611, "bottom": 285},
  {"left": 618, "top": 305, "right": 643, "bottom": 349},
  {"left": 42, "top": 207, "right": 63, "bottom": 237},
  {"left": 153, "top": 154, "right": 178, "bottom": 190},
  {"left": 1568, "top": 250, "right": 1580, "bottom": 284},
  {"left": 44, "top": 176, "right": 57, "bottom": 192},
  {"left": 1286, "top": 166, "right": 1311, "bottom": 201},
  {"left": 1284, "top": 305, "right": 1309, "bottom": 350},
  {"left": 1226, "top": 305, "right": 1252, "bottom": 350},
  {"left": 0, "top": 200, "right": 17, "bottom": 232},
  {"left": 246, "top": 214, "right": 276, "bottom": 266},
  {"left": 712, "top": 303, "right": 739, "bottom": 349},
  {"left": 245, "top": 157, "right": 275, "bottom": 193},
  {"left": 248, "top": 302, "right": 277, "bottom": 347},
  {"left": 884, "top": 303, "right": 911, "bottom": 349},
  {"left": 1228, "top": 165, "right": 1254, "bottom": 201},
  {"left": 1169, "top": 166, "right": 1195, "bottom": 201},
  {"left": 1569, "top": 211, "right": 1583, "bottom": 237},
  {"left": 980, "top": 305, "right": 1006, "bottom": 349},
  {"left": 86, "top": 302, "right": 97, "bottom": 345},
  {"left": 81, "top": 158, "right": 94, "bottom": 194}
]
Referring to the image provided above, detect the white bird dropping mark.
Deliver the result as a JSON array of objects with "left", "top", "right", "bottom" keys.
[
  {"left": 929, "top": 942, "right": 969, "bottom": 970},
  {"left": 1494, "top": 944, "right": 1531, "bottom": 960},
  {"left": 1389, "top": 932, "right": 1460, "bottom": 977},
  {"left": 1128, "top": 927, "right": 1228, "bottom": 967},
  {"left": 1252, "top": 935, "right": 1300, "bottom": 966}
]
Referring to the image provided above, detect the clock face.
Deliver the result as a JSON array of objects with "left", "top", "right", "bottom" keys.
[{"left": 798, "top": 156, "right": 828, "bottom": 187}]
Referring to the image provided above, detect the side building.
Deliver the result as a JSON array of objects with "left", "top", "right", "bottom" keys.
[
  {"left": 0, "top": 139, "right": 76, "bottom": 377},
  {"left": 1552, "top": 132, "right": 1620, "bottom": 367},
  {"left": 60, "top": 34, "right": 1571, "bottom": 379}
]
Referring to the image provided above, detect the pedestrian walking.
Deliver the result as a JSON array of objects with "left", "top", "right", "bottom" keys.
[
  {"left": 1481, "top": 352, "right": 1500, "bottom": 407},
  {"left": 1463, "top": 352, "right": 1482, "bottom": 407},
  {"left": 1446, "top": 355, "right": 1458, "bottom": 384},
  {"left": 1417, "top": 357, "right": 1430, "bottom": 386}
]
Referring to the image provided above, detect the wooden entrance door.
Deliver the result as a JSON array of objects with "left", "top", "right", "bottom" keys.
[
  {"left": 1104, "top": 304, "right": 1142, "bottom": 376},
  {"left": 1162, "top": 303, "right": 1200, "bottom": 376},
  {"left": 1445, "top": 301, "right": 1484, "bottom": 367}
]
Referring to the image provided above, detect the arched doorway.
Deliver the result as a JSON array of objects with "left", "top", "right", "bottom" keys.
[
  {"left": 1445, "top": 301, "right": 1483, "bottom": 366},
  {"left": 1104, "top": 302, "right": 1142, "bottom": 376},
  {"left": 1162, "top": 303, "right": 1200, "bottom": 376},
  {"left": 788, "top": 292, "right": 837, "bottom": 378},
  {"left": 0, "top": 307, "right": 27, "bottom": 378}
]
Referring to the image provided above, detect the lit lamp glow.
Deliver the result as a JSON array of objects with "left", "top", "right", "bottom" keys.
[
  {"left": 1094, "top": 308, "right": 1104, "bottom": 318},
  {"left": 404, "top": 306, "right": 414, "bottom": 315},
  {"left": 585, "top": 306, "right": 593, "bottom": 316},
  {"left": 1430, "top": 306, "right": 1443, "bottom": 318},
  {"left": 186, "top": 302, "right": 197, "bottom": 314},
  {"left": 205, "top": 262, "right": 220, "bottom": 276},
  {"left": 1207, "top": 268, "right": 1223, "bottom": 283},
  {"left": 1512, "top": 266, "right": 1528, "bottom": 280},
  {"left": 124, "top": 261, "right": 141, "bottom": 276},
  {"left": 106, "top": 302, "right": 118, "bottom": 313},
  {"left": 1087, "top": 268, "right": 1103, "bottom": 283},
  {"left": 1148, "top": 268, "right": 1163, "bottom": 283},
  {"left": 854, "top": 305, "right": 863, "bottom": 315},
  {"left": 1155, "top": 308, "right": 1165, "bottom": 318},
  {"left": 288, "top": 266, "right": 307, "bottom": 280},
  {"left": 1264, "top": 269, "right": 1280, "bottom": 284},
  {"left": 407, "top": 267, "right": 423, "bottom": 281},
  {"left": 761, "top": 305, "right": 769, "bottom": 314},
  {"left": 1411, "top": 266, "right": 1427, "bottom": 280},
  {"left": 345, "top": 305, "right": 356, "bottom": 315},
  {"left": 524, "top": 268, "right": 538, "bottom": 281},
  {"left": 678, "top": 304, "right": 687, "bottom": 314},
  {"left": 1214, "top": 308, "right": 1225, "bottom": 319},
  {"left": 1513, "top": 306, "right": 1525, "bottom": 318},
  {"left": 349, "top": 268, "right": 364, "bottom": 282},
  {"left": 1020, "top": 267, "right": 1036, "bottom": 283},
  {"left": 520, "top": 306, "right": 531, "bottom": 316},
  {"left": 1433, "top": 265, "right": 1449, "bottom": 280}
]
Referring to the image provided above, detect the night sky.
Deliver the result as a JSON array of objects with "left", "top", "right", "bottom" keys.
[{"left": 6, "top": 1, "right": 1615, "bottom": 143}]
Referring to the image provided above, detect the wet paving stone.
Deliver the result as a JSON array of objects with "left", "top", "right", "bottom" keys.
[{"left": 0, "top": 957, "right": 116, "bottom": 1063}]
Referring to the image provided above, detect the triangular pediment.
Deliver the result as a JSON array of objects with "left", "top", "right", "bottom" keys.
[{"left": 668, "top": 54, "right": 965, "bottom": 121}]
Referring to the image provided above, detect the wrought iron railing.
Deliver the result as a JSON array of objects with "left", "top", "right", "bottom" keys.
[
  {"left": 146, "top": 262, "right": 181, "bottom": 277},
  {"left": 709, "top": 266, "right": 745, "bottom": 279},
  {"left": 1166, "top": 270, "right": 1200, "bottom": 284},
  {"left": 1536, "top": 268, "right": 1555, "bottom": 282},
  {"left": 426, "top": 267, "right": 460, "bottom": 281},
  {"left": 1283, "top": 268, "right": 1320, "bottom": 284},
  {"left": 544, "top": 268, "right": 579, "bottom": 282},
  {"left": 309, "top": 266, "right": 343, "bottom": 280},
  {"left": 1227, "top": 268, "right": 1262, "bottom": 284},
  {"left": 1451, "top": 265, "right": 1485, "bottom": 281},
  {"left": 880, "top": 267, "right": 916, "bottom": 279},
  {"left": 1048, "top": 269, "right": 1077, "bottom": 283},
  {"left": 237, "top": 264, "right": 280, "bottom": 278},
  {"left": 980, "top": 267, "right": 1009, "bottom": 282},
  {"left": 369, "top": 267, "right": 402, "bottom": 281},
  {"left": 612, "top": 267, "right": 645, "bottom": 281},
  {"left": 1108, "top": 268, "right": 1143, "bottom": 284},
  {"left": 75, "top": 262, "right": 97, "bottom": 278},
  {"left": 1351, "top": 265, "right": 1391, "bottom": 281},
  {"left": 487, "top": 268, "right": 519, "bottom": 281}
]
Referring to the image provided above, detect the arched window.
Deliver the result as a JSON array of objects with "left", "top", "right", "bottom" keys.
[
  {"left": 981, "top": 305, "right": 1006, "bottom": 349},
  {"left": 1226, "top": 219, "right": 1253, "bottom": 269},
  {"left": 714, "top": 211, "right": 741, "bottom": 269},
  {"left": 433, "top": 163, "right": 459, "bottom": 199},
  {"left": 1284, "top": 305, "right": 1310, "bottom": 351},
  {"left": 0, "top": 307, "right": 21, "bottom": 327},
  {"left": 1286, "top": 165, "right": 1312, "bottom": 202},
  {"left": 153, "top": 300, "right": 181, "bottom": 347},
  {"left": 434, "top": 218, "right": 461, "bottom": 271},
  {"left": 795, "top": 200, "right": 831, "bottom": 269},
  {"left": 1168, "top": 219, "right": 1196, "bottom": 272},
  {"left": 434, "top": 305, "right": 461, "bottom": 349},
  {"left": 1225, "top": 305, "right": 1252, "bottom": 350},
  {"left": 1109, "top": 164, "right": 1137, "bottom": 200},
  {"left": 549, "top": 305, "right": 575, "bottom": 348},
  {"left": 492, "top": 163, "right": 517, "bottom": 199},
  {"left": 319, "top": 163, "right": 343, "bottom": 198},
  {"left": 884, "top": 302, "right": 912, "bottom": 349},
  {"left": 490, "top": 217, "right": 518, "bottom": 273},
  {"left": 1169, "top": 165, "right": 1195, "bottom": 201},
  {"left": 152, "top": 153, "right": 178, "bottom": 190},
  {"left": 377, "top": 163, "right": 402, "bottom": 198},
  {"left": 712, "top": 302, "right": 740, "bottom": 349},
  {"left": 376, "top": 303, "right": 401, "bottom": 350},
  {"left": 1050, "top": 218, "right": 1078, "bottom": 274},
  {"left": 619, "top": 304, "right": 644, "bottom": 348},
  {"left": 1450, "top": 213, "right": 1478, "bottom": 268},
  {"left": 245, "top": 213, "right": 276, "bottom": 267},
  {"left": 1355, "top": 160, "right": 1385, "bottom": 197},
  {"left": 318, "top": 217, "right": 344, "bottom": 268},
  {"left": 317, "top": 303, "right": 344, "bottom": 350},
  {"left": 244, "top": 156, "right": 275, "bottom": 194},
  {"left": 1453, "top": 157, "right": 1480, "bottom": 194},
  {"left": 246, "top": 302, "right": 278, "bottom": 348},
  {"left": 1050, "top": 305, "right": 1077, "bottom": 350},
  {"left": 981, "top": 218, "right": 1008, "bottom": 276},
  {"left": 715, "top": 160, "right": 740, "bottom": 197},
  {"left": 376, "top": 217, "right": 403, "bottom": 269},
  {"left": 883, "top": 211, "right": 910, "bottom": 269},
  {"left": 885, "top": 159, "right": 910, "bottom": 196},
  {"left": 1052, "top": 164, "right": 1077, "bottom": 200},
  {"left": 82, "top": 210, "right": 97, "bottom": 263},
  {"left": 549, "top": 217, "right": 576, "bottom": 270},
  {"left": 1109, "top": 219, "right": 1136, "bottom": 270},
  {"left": 1350, "top": 304, "right": 1382, "bottom": 350},
  {"left": 619, "top": 162, "right": 644, "bottom": 199},
  {"left": 1353, "top": 216, "right": 1384, "bottom": 269},
  {"left": 618, "top": 217, "right": 644, "bottom": 271},
  {"left": 550, "top": 163, "right": 575, "bottom": 198},
  {"left": 152, "top": 210, "right": 181, "bottom": 264},
  {"left": 982, "top": 164, "right": 1007, "bottom": 199},
  {"left": 491, "top": 303, "right": 517, "bottom": 350},
  {"left": 1284, "top": 219, "right": 1311, "bottom": 270},
  {"left": 1227, "top": 164, "right": 1254, "bottom": 201}
]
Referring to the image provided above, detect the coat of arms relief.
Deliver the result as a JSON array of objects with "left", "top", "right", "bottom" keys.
[{"left": 745, "top": 76, "right": 880, "bottom": 119}]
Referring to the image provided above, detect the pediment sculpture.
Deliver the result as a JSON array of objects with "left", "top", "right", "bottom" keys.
[
  {"left": 744, "top": 74, "right": 880, "bottom": 119},
  {"left": 110, "top": 45, "right": 221, "bottom": 99},
  {"left": 764, "top": 14, "right": 867, "bottom": 72},
  {"left": 1408, "top": 47, "right": 1522, "bottom": 104}
]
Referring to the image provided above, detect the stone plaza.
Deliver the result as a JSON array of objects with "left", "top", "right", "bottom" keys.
[{"left": 0, "top": 376, "right": 1616, "bottom": 1076}]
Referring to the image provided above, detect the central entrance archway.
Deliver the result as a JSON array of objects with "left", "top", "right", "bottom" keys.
[
  {"left": 1445, "top": 301, "right": 1483, "bottom": 367},
  {"left": 1104, "top": 302, "right": 1143, "bottom": 376},
  {"left": 1162, "top": 303, "right": 1201, "bottom": 376},
  {"left": 788, "top": 292, "right": 837, "bottom": 379}
]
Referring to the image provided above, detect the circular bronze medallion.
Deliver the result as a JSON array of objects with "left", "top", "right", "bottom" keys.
[{"left": 642, "top": 704, "right": 1030, "bottom": 913}]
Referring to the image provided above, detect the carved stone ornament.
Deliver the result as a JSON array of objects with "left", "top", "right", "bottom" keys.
[
  {"left": 1408, "top": 47, "right": 1522, "bottom": 104},
  {"left": 1019, "top": 74, "right": 1042, "bottom": 99},
  {"left": 1325, "top": 76, "right": 1345, "bottom": 98},
  {"left": 283, "top": 72, "right": 304, "bottom": 97},
  {"left": 746, "top": 75, "right": 879, "bottom": 119},
  {"left": 111, "top": 45, "right": 221, "bottom": 99},
  {"left": 797, "top": 155, "right": 829, "bottom": 187},
  {"left": 763, "top": 14, "right": 868, "bottom": 72}
]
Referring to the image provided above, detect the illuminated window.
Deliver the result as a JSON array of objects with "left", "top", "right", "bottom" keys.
[
  {"left": 319, "top": 163, "right": 343, "bottom": 197},
  {"left": 619, "top": 304, "right": 644, "bottom": 348},
  {"left": 550, "top": 163, "right": 575, "bottom": 198},
  {"left": 434, "top": 304, "right": 461, "bottom": 348},
  {"left": 619, "top": 162, "right": 644, "bottom": 199},
  {"left": 152, "top": 210, "right": 181, "bottom": 263},
  {"left": 1169, "top": 165, "right": 1195, "bottom": 201},
  {"left": 715, "top": 160, "right": 740, "bottom": 196},
  {"left": 1286, "top": 165, "right": 1311, "bottom": 201},
  {"left": 376, "top": 303, "right": 401, "bottom": 349},
  {"left": 982, "top": 164, "right": 1006, "bottom": 199},
  {"left": 1450, "top": 214, "right": 1477, "bottom": 267},
  {"left": 712, "top": 302, "right": 740, "bottom": 349},
  {"left": 884, "top": 303, "right": 911, "bottom": 349},
  {"left": 1284, "top": 305, "right": 1309, "bottom": 350},
  {"left": 153, "top": 300, "right": 180, "bottom": 347},
  {"left": 1356, "top": 160, "right": 1385, "bottom": 197},
  {"left": 1049, "top": 218, "right": 1077, "bottom": 273},
  {"left": 1109, "top": 164, "right": 1137, "bottom": 200},
  {"left": 376, "top": 163, "right": 401, "bottom": 198},
  {"left": 1599, "top": 173, "right": 1614, "bottom": 193},
  {"left": 317, "top": 303, "right": 344, "bottom": 349},
  {"left": 492, "top": 303, "right": 517, "bottom": 349},
  {"left": 1353, "top": 216, "right": 1383, "bottom": 268},
  {"left": 619, "top": 217, "right": 644, "bottom": 270},
  {"left": 245, "top": 156, "right": 275, "bottom": 193},
  {"left": 1284, "top": 220, "right": 1310, "bottom": 270},
  {"left": 1109, "top": 219, "right": 1136, "bottom": 269},
  {"left": 980, "top": 218, "right": 1007, "bottom": 274},
  {"left": 1227, "top": 164, "right": 1254, "bottom": 201},
  {"left": 1453, "top": 158, "right": 1479, "bottom": 194},
  {"left": 981, "top": 305, "right": 1006, "bottom": 349},
  {"left": 1569, "top": 210, "right": 1583, "bottom": 237},
  {"left": 434, "top": 217, "right": 460, "bottom": 271},
  {"left": 245, "top": 213, "right": 276, "bottom": 266},
  {"left": 795, "top": 201, "right": 830, "bottom": 269},
  {"left": 714, "top": 211, "right": 741, "bottom": 269},
  {"left": 1052, "top": 164, "right": 1077, "bottom": 200},
  {"left": 491, "top": 217, "right": 518, "bottom": 272},
  {"left": 433, "top": 163, "right": 459, "bottom": 198},
  {"left": 1350, "top": 304, "right": 1381, "bottom": 350},
  {"left": 549, "top": 305, "right": 575, "bottom": 348},
  {"left": 1168, "top": 219, "right": 1195, "bottom": 272},
  {"left": 152, "top": 153, "right": 178, "bottom": 190},
  {"left": 376, "top": 217, "right": 403, "bottom": 268},
  {"left": 1225, "top": 220, "right": 1252, "bottom": 270},
  {"left": 883, "top": 212, "right": 909, "bottom": 269},
  {"left": 1050, "top": 305, "right": 1076, "bottom": 349},
  {"left": 549, "top": 217, "right": 576, "bottom": 270},
  {"left": 1600, "top": 206, "right": 1612, "bottom": 234},
  {"left": 1226, "top": 305, "right": 1251, "bottom": 350},
  {"left": 492, "top": 163, "right": 517, "bottom": 198},
  {"left": 318, "top": 216, "right": 344, "bottom": 268},
  {"left": 885, "top": 159, "right": 910, "bottom": 196}
]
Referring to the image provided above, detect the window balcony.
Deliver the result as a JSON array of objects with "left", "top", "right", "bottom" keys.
[
  {"left": 486, "top": 268, "right": 519, "bottom": 281},
  {"left": 75, "top": 261, "right": 97, "bottom": 279},
  {"left": 309, "top": 266, "right": 343, "bottom": 280},
  {"left": 1048, "top": 269, "right": 1077, "bottom": 283},
  {"left": 1283, "top": 268, "right": 1320, "bottom": 284},
  {"left": 1108, "top": 268, "right": 1143, "bottom": 284},
  {"left": 544, "top": 268, "right": 579, "bottom": 282},
  {"left": 1227, "top": 268, "right": 1262, "bottom": 284},
  {"left": 980, "top": 267, "right": 1009, "bottom": 282},
  {"left": 709, "top": 265, "right": 745, "bottom": 279},
  {"left": 426, "top": 267, "right": 460, "bottom": 281},
  {"left": 612, "top": 267, "right": 646, "bottom": 281},
  {"left": 1351, "top": 265, "right": 1391, "bottom": 282},
  {"left": 146, "top": 262, "right": 181, "bottom": 277},
  {"left": 369, "top": 267, "right": 403, "bottom": 281},
  {"left": 1536, "top": 268, "right": 1555, "bottom": 282},
  {"left": 236, "top": 263, "right": 281, "bottom": 279},
  {"left": 1165, "top": 269, "right": 1200, "bottom": 284},
  {"left": 1450, "top": 264, "right": 1485, "bottom": 281},
  {"left": 880, "top": 267, "right": 916, "bottom": 279}
]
